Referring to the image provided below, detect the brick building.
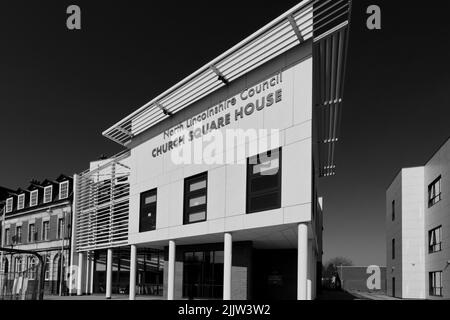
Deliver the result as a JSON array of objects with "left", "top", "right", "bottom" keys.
[{"left": 0, "top": 175, "right": 73, "bottom": 295}]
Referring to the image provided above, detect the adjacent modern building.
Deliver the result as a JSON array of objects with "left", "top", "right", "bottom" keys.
[
  {"left": 386, "top": 138, "right": 450, "bottom": 300},
  {"left": 0, "top": 175, "right": 73, "bottom": 295},
  {"left": 71, "top": 0, "right": 352, "bottom": 300}
]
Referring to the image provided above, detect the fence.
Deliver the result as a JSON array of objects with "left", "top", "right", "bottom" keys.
[{"left": 0, "top": 248, "right": 45, "bottom": 300}]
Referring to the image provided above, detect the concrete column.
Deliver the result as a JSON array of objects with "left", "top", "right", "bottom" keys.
[
  {"left": 85, "top": 253, "right": 90, "bottom": 295},
  {"left": 129, "top": 245, "right": 137, "bottom": 300},
  {"left": 89, "top": 254, "right": 94, "bottom": 294},
  {"left": 77, "top": 252, "right": 83, "bottom": 296},
  {"left": 307, "top": 239, "right": 313, "bottom": 300},
  {"left": 297, "top": 223, "right": 308, "bottom": 300},
  {"left": 223, "top": 233, "right": 232, "bottom": 300},
  {"left": 167, "top": 240, "right": 176, "bottom": 300},
  {"left": 106, "top": 248, "right": 113, "bottom": 299}
]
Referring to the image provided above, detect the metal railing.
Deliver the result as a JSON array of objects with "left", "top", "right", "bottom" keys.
[{"left": 0, "top": 248, "right": 45, "bottom": 300}]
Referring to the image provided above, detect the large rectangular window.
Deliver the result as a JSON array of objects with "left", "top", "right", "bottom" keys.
[
  {"left": 5, "top": 198, "right": 13, "bottom": 213},
  {"left": 5, "top": 229, "right": 10, "bottom": 246},
  {"left": 57, "top": 218, "right": 65, "bottom": 239},
  {"left": 30, "top": 190, "right": 38, "bottom": 207},
  {"left": 429, "top": 271, "right": 443, "bottom": 297},
  {"left": 28, "top": 224, "right": 36, "bottom": 243},
  {"left": 16, "top": 226, "right": 22, "bottom": 244},
  {"left": 43, "top": 186, "right": 53, "bottom": 204},
  {"left": 183, "top": 250, "right": 223, "bottom": 299},
  {"left": 140, "top": 189, "right": 157, "bottom": 232},
  {"left": 392, "top": 238, "right": 395, "bottom": 260},
  {"left": 42, "top": 221, "right": 49, "bottom": 241},
  {"left": 17, "top": 194, "right": 25, "bottom": 210},
  {"left": 247, "top": 148, "right": 282, "bottom": 214},
  {"left": 428, "top": 176, "right": 442, "bottom": 208},
  {"left": 59, "top": 181, "right": 69, "bottom": 200},
  {"left": 429, "top": 226, "right": 442, "bottom": 253},
  {"left": 184, "top": 173, "right": 207, "bottom": 224}
]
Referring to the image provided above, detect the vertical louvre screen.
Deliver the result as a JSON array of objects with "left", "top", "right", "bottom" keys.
[{"left": 75, "top": 151, "right": 131, "bottom": 252}]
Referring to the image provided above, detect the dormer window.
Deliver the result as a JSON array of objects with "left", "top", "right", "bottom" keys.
[
  {"left": 43, "top": 186, "right": 53, "bottom": 204},
  {"left": 17, "top": 194, "right": 25, "bottom": 210},
  {"left": 5, "top": 198, "right": 13, "bottom": 213},
  {"left": 30, "top": 190, "right": 38, "bottom": 206},
  {"left": 59, "top": 181, "right": 69, "bottom": 200}
]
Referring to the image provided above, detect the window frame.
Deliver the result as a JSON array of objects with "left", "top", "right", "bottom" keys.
[
  {"left": 5, "top": 198, "right": 13, "bottom": 213},
  {"left": 246, "top": 148, "right": 282, "bottom": 214},
  {"left": 5, "top": 228, "right": 10, "bottom": 246},
  {"left": 57, "top": 218, "right": 64, "bottom": 239},
  {"left": 428, "top": 176, "right": 442, "bottom": 208},
  {"left": 17, "top": 194, "right": 25, "bottom": 210},
  {"left": 139, "top": 188, "right": 158, "bottom": 233},
  {"left": 59, "top": 181, "right": 69, "bottom": 200},
  {"left": 28, "top": 223, "right": 36, "bottom": 243},
  {"left": 42, "top": 221, "right": 50, "bottom": 241},
  {"left": 43, "top": 186, "right": 53, "bottom": 204},
  {"left": 16, "top": 226, "right": 22, "bottom": 244},
  {"left": 183, "top": 172, "right": 208, "bottom": 225},
  {"left": 428, "top": 226, "right": 442, "bottom": 254},
  {"left": 30, "top": 190, "right": 38, "bottom": 207},
  {"left": 429, "top": 271, "right": 443, "bottom": 297}
]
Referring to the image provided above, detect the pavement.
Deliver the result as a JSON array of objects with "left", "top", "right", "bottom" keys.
[
  {"left": 44, "top": 294, "right": 163, "bottom": 300},
  {"left": 347, "top": 290, "right": 400, "bottom": 300}
]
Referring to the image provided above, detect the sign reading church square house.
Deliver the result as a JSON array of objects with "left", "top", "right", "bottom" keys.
[{"left": 152, "top": 72, "right": 284, "bottom": 158}]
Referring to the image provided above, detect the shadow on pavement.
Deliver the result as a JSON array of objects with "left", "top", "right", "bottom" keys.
[{"left": 317, "top": 290, "right": 362, "bottom": 300}]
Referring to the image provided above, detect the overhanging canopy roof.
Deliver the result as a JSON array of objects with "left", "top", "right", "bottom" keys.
[{"left": 103, "top": 0, "right": 352, "bottom": 177}]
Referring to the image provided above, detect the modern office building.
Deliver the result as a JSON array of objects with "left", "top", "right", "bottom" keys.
[
  {"left": 386, "top": 138, "right": 450, "bottom": 300},
  {"left": 71, "top": 0, "right": 352, "bottom": 300},
  {"left": 0, "top": 175, "right": 73, "bottom": 295}
]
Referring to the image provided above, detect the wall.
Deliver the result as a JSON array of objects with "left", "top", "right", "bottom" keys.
[
  {"left": 127, "top": 43, "right": 314, "bottom": 245},
  {"left": 386, "top": 171, "right": 403, "bottom": 297},
  {"left": 424, "top": 139, "right": 450, "bottom": 299},
  {"left": 400, "top": 167, "right": 425, "bottom": 299}
]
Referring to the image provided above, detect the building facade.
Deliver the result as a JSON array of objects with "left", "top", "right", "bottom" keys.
[
  {"left": 0, "top": 175, "right": 73, "bottom": 295},
  {"left": 72, "top": 0, "right": 352, "bottom": 300},
  {"left": 386, "top": 138, "right": 450, "bottom": 300}
]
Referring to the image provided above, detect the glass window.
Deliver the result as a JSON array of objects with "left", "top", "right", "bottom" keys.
[
  {"left": 44, "top": 186, "right": 53, "bottom": 204},
  {"left": 15, "top": 257, "right": 23, "bottom": 273},
  {"left": 44, "top": 256, "right": 51, "bottom": 280},
  {"left": 59, "top": 181, "right": 69, "bottom": 200},
  {"left": 183, "top": 250, "right": 223, "bottom": 299},
  {"left": 429, "top": 226, "right": 442, "bottom": 253},
  {"left": 57, "top": 218, "right": 65, "bottom": 239},
  {"left": 429, "top": 271, "right": 443, "bottom": 297},
  {"left": 16, "top": 226, "right": 22, "bottom": 244},
  {"left": 5, "top": 198, "right": 13, "bottom": 213},
  {"left": 428, "top": 176, "right": 442, "bottom": 208},
  {"left": 17, "top": 194, "right": 25, "bottom": 210},
  {"left": 30, "top": 190, "right": 38, "bottom": 206},
  {"left": 140, "top": 189, "right": 157, "bottom": 232},
  {"left": 5, "top": 229, "right": 10, "bottom": 246},
  {"left": 28, "top": 257, "right": 37, "bottom": 280},
  {"left": 43, "top": 221, "right": 50, "bottom": 241},
  {"left": 184, "top": 173, "right": 207, "bottom": 225},
  {"left": 247, "top": 148, "right": 282, "bottom": 214},
  {"left": 28, "top": 224, "right": 36, "bottom": 243}
]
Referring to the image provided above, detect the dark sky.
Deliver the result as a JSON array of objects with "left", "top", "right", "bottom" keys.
[{"left": 1, "top": 1, "right": 450, "bottom": 266}]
